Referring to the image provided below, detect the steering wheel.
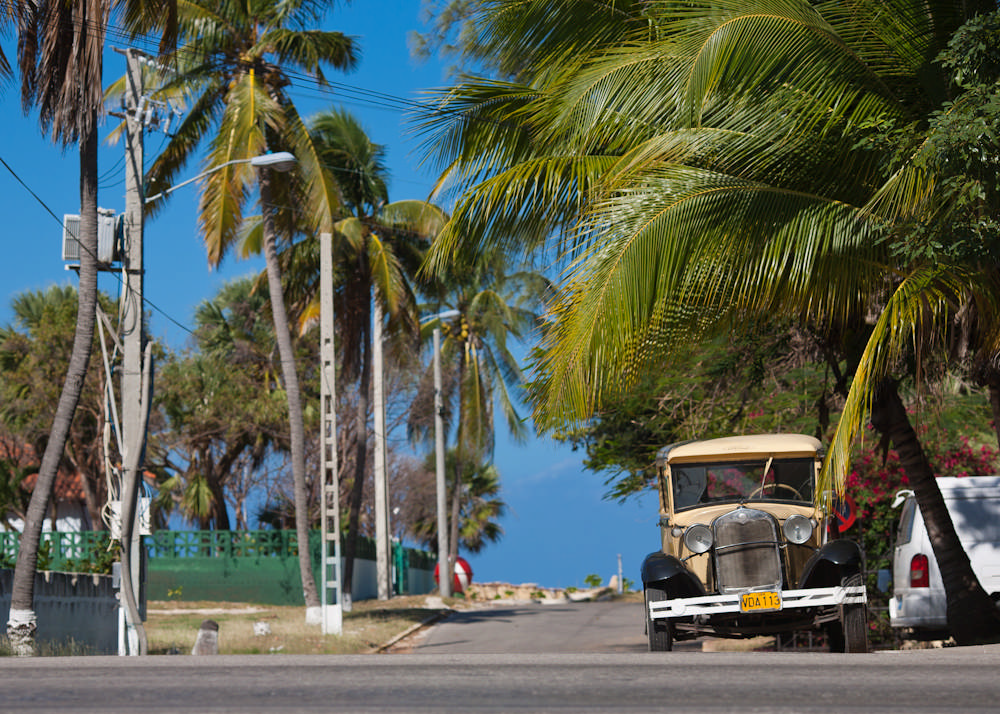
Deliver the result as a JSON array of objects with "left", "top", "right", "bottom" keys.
[{"left": 748, "top": 483, "right": 805, "bottom": 500}]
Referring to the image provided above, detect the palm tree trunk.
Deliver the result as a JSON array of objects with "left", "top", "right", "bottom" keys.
[
  {"left": 6, "top": 126, "right": 100, "bottom": 655},
  {"left": 984, "top": 377, "right": 1000, "bottom": 450},
  {"left": 208, "top": 472, "right": 230, "bottom": 531},
  {"left": 259, "top": 169, "right": 320, "bottom": 612},
  {"left": 342, "top": 298, "right": 372, "bottom": 612},
  {"left": 449, "top": 459, "right": 462, "bottom": 575},
  {"left": 870, "top": 378, "right": 1000, "bottom": 645}
]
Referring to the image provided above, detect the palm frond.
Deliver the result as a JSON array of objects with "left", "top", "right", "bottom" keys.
[
  {"left": 261, "top": 28, "right": 358, "bottom": 80},
  {"left": 820, "top": 263, "right": 998, "bottom": 495},
  {"left": 197, "top": 71, "right": 286, "bottom": 266}
]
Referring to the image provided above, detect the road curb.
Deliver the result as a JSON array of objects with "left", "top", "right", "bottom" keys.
[{"left": 372, "top": 609, "right": 453, "bottom": 654}]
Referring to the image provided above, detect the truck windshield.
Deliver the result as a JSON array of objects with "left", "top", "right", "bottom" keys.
[{"left": 671, "top": 457, "right": 815, "bottom": 509}]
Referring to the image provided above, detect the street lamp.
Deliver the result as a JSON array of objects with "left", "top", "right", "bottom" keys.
[
  {"left": 423, "top": 309, "right": 459, "bottom": 598},
  {"left": 144, "top": 151, "right": 297, "bottom": 204}
]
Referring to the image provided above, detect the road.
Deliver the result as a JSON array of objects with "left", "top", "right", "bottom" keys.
[
  {"left": 407, "top": 599, "right": 653, "bottom": 653},
  {"left": 1, "top": 600, "right": 998, "bottom": 713},
  {"left": 1, "top": 648, "right": 998, "bottom": 713}
]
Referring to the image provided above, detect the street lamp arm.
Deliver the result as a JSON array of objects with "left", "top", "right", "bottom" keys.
[
  {"left": 421, "top": 309, "right": 460, "bottom": 324},
  {"left": 144, "top": 158, "right": 248, "bottom": 205},
  {"left": 144, "top": 152, "right": 297, "bottom": 205}
]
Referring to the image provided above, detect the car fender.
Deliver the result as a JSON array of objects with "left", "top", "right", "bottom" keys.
[
  {"left": 798, "top": 539, "right": 864, "bottom": 589},
  {"left": 641, "top": 551, "right": 706, "bottom": 597}
]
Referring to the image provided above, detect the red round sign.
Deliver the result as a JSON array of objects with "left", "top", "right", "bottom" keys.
[
  {"left": 434, "top": 557, "right": 473, "bottom": 593},
  {"left": 834, "top": 494, "right": 857, "bottom": 532}
]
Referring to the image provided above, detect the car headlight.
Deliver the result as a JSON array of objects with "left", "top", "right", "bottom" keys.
[
  {"left": 783, "top": 514, "right": 814, "bottom": 544},
  {"left": 683, "top": 524, "right": 714, "bottom": 554}
]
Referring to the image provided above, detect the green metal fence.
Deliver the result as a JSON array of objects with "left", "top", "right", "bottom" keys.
[
  {"left": 0, "top": 530, "right": 112, "bottom": 571},
  {"left": 0, "top": 530, "right": 437, "bottom": 605}
]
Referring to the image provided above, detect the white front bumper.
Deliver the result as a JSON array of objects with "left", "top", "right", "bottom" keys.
[{"left": 648, "top": 585, "right": 867, "bottom": 620}]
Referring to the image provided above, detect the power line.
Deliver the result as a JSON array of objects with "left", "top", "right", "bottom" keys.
[
  {"left": 0, "top": 0, "right": 487, "bottom": 128},
  {"left": 0, "top": 151, "right": 196, "bottom": 339},
  {"left": 0, "top": 5, "right": 485, "bottom": 336},
  {"left": 98, "top": 153, "right": 126, "bottom": 189}
]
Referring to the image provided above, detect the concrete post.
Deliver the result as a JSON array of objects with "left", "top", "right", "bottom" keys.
[
  {"left": 433, "top": 327, "right": 451, "bottom": 597},
  {"left": 191, "top": 619, "right": 219, "bottom": 655},
  {"left": 373, "top": 300, "right": 390, "bottom": 600},
  {"left": 119, "top": 47, "right": 147, "bottom": 656}
]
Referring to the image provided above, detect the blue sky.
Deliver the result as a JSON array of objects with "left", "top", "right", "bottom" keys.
[{"left": 0, "top": 1, "right": 658, "bottom": 590}]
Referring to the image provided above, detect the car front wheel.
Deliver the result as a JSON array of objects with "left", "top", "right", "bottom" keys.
[
  {"left": 644, "top": 588, "right": 674, "bottom": 651},
  {"left": 830, "top": 573, "right": 869, "bottom": 653}
]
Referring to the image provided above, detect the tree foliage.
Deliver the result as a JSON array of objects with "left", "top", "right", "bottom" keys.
[
  {"left": 559, "top": 322, "right": 844, "bottom": 500},
  {"left": 0, "top": 286, "right": 120, "bottom": 530},
  {"left": 155, "top": 279, "right": 291, "bottom": 530},
  {"left": 416, "top": 0, "right": 1000, "bottom": 642}
]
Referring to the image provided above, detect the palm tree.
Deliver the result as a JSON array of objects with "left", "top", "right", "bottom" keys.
[
  {"left": 411, "top": 448, "right": 505, "bottom": 555},
  {"left": 416, "top": 1, "right": 1000, "bottom": 642},
  {"left": 2, "top": 0, "right": 175, "bottom": 655},
  {"left": 413, "top": 257, "right": 547, "bottom": 571},
  {"left": 142, "top": 0, "right": 359, "bottom": 616},
  {"left": 295, "top": 108, "right": 448, "bottom": 608}
]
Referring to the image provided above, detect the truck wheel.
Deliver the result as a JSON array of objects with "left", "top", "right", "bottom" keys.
[
  {"left": 836, "top": 573, "right": 869, "bottom": 653},
  {"left": 645, "top": 588, "right": 674, "bottom": 651}
]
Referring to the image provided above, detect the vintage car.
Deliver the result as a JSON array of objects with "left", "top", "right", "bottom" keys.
[{"left": 641, "top": 434, "right": 868, "bottom": 652}]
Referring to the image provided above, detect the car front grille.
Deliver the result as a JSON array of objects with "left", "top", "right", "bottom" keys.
[{"left": 712, "top": 508, "right": 782, "bottom": 593}]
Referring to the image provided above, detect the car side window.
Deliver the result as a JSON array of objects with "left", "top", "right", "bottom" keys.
[{"left": 896, "top": 498, "right": 916, "bottom": 546}]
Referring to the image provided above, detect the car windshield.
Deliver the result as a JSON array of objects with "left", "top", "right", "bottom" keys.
[{"left": 671, "top": 457, "right": 815, "bottom": 509}]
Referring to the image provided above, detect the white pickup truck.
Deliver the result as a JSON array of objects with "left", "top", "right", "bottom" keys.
[{"left": 891, "top": 476, "right": 1000, "bottom": 636}]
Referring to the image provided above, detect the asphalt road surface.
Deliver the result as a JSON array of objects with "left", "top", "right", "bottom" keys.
[
  {"left": 407, "top": 599, "right": 653, "bottom": 653},
  {"left": 1, "top": 600, "right": 998, "bottom": 713},
  {"left": 1, "top": 648, "right": 999, "bottom": 713}
]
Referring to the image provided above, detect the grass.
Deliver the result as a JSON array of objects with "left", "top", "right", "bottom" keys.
[
  {"left": 145, "top": 595, "right": 449, "bottom": 655},
  {"left": 0, "top": 638, "right": 104, "bottom": 657},
  {"left": 2, "top": 591, "right": 639, "bottom": 656}
]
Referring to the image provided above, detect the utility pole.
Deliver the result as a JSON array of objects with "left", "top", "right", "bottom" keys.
[
  {"left": 433, "top": 327, "right": 451, "bottom": 598},
  {"left": 373, "top": 300, "right": 391, "bottom": 600},
  {"left": 118, "top": 47, "right": 148, "bottom": 655}
]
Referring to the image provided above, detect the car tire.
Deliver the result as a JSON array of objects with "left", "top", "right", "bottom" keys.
[
  {"left": 644, "top": 588, "right": 674, "bottom": 651},
  {"left": 834, "top": 573, "right": 869, "bottom": 653}
]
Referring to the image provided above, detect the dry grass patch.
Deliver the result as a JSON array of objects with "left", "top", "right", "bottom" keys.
[{"left": 146, "top": 595, "right": 446, "bottom": 655}]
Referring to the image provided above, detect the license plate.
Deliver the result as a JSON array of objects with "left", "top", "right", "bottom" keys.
[{"left": 740, "top": 591, "right": 782, "bottom": 612}]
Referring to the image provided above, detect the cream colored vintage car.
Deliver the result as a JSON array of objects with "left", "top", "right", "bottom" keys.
[{"left": 641, "top": 434, "right": 868, "bottom": 652}]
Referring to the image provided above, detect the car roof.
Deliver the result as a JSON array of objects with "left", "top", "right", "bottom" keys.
[
  {"left": 933, "top": 475, "right": 1000, "bottom": 496},
  {"left": 657, "top": 434, "right": 822, "bottom": 465}
]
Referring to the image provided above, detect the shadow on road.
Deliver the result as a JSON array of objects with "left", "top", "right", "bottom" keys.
[{"left": 401, "top": 600, "right": 652, "bottom": 654}]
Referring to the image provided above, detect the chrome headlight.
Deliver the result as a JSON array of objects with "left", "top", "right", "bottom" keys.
[
  {"left": 683, "top": 524, "right": 714, "bottom": 554},
  {"left": 783, "top": 514, "right": 814, "bottom": 544}
]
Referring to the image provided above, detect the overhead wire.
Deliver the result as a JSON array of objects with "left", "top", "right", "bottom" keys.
[
  {"left": 0, "top": 0, "right": 496, "bottom": 127},
  {"left": 98, "top": 153, "right": 126, "bottom": 189},
  {"left": 0, "top": 1, "right": 506, "bottom": 337}
]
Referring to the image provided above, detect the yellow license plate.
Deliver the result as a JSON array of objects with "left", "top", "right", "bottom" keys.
[{"left": 740, "top": 591, "right": 782, "bottom": 612}]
